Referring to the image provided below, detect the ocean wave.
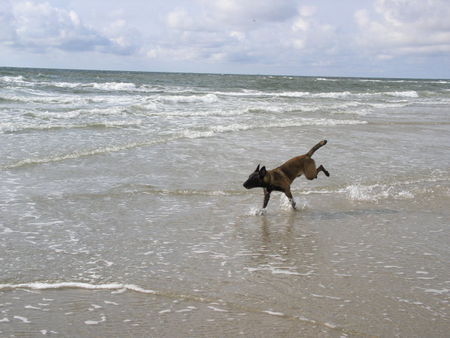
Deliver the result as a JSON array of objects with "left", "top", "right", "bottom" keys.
[
  {"left": 1, "top": 138, "right": 165, "bottom": 169},
  {"left": 385, "top": 91, "right": 419, "bottom": 98},
  {"left": 132, "top": 101, "right": 369, "bottom": 118},
  {"left": 0, "top": 280, "right": 359, "bottom": 335},
  {"left": 0, "top": 76, "right": 166, "bottom": 93},
  {"left": 211, "top": 90, "right": 421, "bottom": 100},
  {"left": 0, "top": 119, "right": 142, "bottom": 134},
  {"left": 0, "top": 75, "right": 26, "bottom": 84},
  {"left": 26, "top": 106, "right": 131, "bottom": 120},
  {"left": 0, "top": 93, "right": 108, "bottom": 105},
  {"left": 25, "top": 110, "right": 83, "bottom": 119},
  {"left": 178, "top": 118, "right": 367, "bottom": 139},
  {"left": 2, "top": 118, "right": 366, "bottom": 168},
  {"left": 157, "top": 93, "right": 219, "bottom": 104},
  {"left": 0, "top": 281, "right": 156, "bottom": 294},
  {"left": 315, "top": 77, "right": 339, "bottom": 82},
  {"left": 92, "top": 82, "right": 137, "bottom": 91}
]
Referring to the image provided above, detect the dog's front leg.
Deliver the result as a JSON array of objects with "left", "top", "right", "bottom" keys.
[
  {"left": 284, "top": 188, "right": 296, "bottom": 210},
  {"left": 263, "top": 188, "right": 271, "bottom": 209}
]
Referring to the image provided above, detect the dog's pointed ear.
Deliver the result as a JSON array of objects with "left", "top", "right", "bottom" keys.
[
  {"left": 259, "top": 166, "right": 267, "bottom": 178},
  {"left": 255, "top": 164, "right": 260, "bottom": 172}
]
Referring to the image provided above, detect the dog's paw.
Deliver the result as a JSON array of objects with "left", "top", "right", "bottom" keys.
[
  {"left": 257, "top": 208, "right": 267, "bottom": 216},
  {"left": 249, "top": 207, "right": 267, "bottom": 216},
  {"left": 290, "top": 199, "right": 297, "bottom": 210}
]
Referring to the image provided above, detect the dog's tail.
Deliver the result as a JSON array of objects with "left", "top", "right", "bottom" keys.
[{"left": 306, "top": 140, "right": 327, "bottom": 157}]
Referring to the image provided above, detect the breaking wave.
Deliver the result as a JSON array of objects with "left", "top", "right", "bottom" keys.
[
  {"left": 0, "top": 120, "right": 142, "bottom": 134},
  {"left": 157, "top": 93, "right": 218, "bottom": 104},
  {"left": 0, "top": 75, "right": 423, "bottom": 100},
  {"left": 0, "top": 281, "right": 155, "bottom": 294},
  {"left": 1, "top": 117, "right": 367, "bottom": 168}
]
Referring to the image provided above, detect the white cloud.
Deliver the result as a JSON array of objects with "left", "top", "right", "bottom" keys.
[
  {"left": 0, "top": 1, "right": 16, "bottom": 42},
  {"left": 355, "top": 0, "right": 450, "bottom": 58},
  {"left": 289, "top": 6, "right": 337, "bottom": 53},
  {"left": 158, "top": 1, "right": 338, "bottom": 66},
  {"left": 0, "top": 1, "right": 137, "bottom": 55},
  {"left": 167, "top": 8, "right": 197, "bottom": 31},
  {"left": 299, "top": 5, "right": 316, "bottom": 18},
  {"left": 205, "top": 0, "right": 297, "bottom": 26},
  {"left": 229, "top": 31, "right": 245, "bottom": 41}
]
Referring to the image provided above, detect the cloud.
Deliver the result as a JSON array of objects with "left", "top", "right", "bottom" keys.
[
  {"left": 355, "top": 0, "right": 450, "bottom": 58},
  {"left": 153, "top": 1, "right": 338, "bottom": 68},
  {"left": 0, "top": 1, "right": 16, "bottom": 42},
  {"left": 205, "top": 0, "right": 297, "bottom": 26},
  {"left": 0, "top": 1, "right": 137, "bottom": 55},
  {"left": 290, "top": 6, "right": 337, "bottom": 53}
]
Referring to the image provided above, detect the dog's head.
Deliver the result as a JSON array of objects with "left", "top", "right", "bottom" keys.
[{"left": 243, "top": 164, "right": 267, "bottom": 189}]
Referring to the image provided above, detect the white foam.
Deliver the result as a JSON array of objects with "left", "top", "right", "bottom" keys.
[
  {"left": 424, "top": 288, "right": 449, "bottom": 295},
  {"left": 247, "top": 207, "right": 267, "bottom": 216},
  {"left": 0, "top": 225, "right": 14, "bottom": 234},
  {"left": 208, "top": 306, "right": 228, "bottom": 312},
  {"left": 177, "top": 118, "right": 367, "bottom": 140},
  {"left": 279, "top": 195, "right": 309, "bottom": 211},
  {"left": 0, "top": 75, "right": 25, "bottom": 83},
  {"left": 386, "top": 90, "right": 419, "bottom": 98},
  {"left": 14, "top": 316, "right": 31, "bottom": 323},
  {"left": 0, "top": 119, "right": 143, "bottom": 134},
  {"left": 158, "top": 93, "right": 218, "bottom": 104},
  {"left": 316, "top": 78, "right": 338, "bottom": 82},
  {"left": 343, "top": 183, "right": 416, "bottom": 202},
  {"left": 210, "top": 118, "right": 367, "bottom": 134},
  {"left": 48, "top": 81, "right": 166, "bottom": 93},
  {"left": 0, "top": 282, "right": 156, "bottom": 295},
  {"left": 85, "top": 315, "right": 106, "bottom": 325},
  {"left": 92, "top": 82, "right": 136, "bottom": 91},
  {"left": 263, "top": 310, "right": 284, "bottom": 316},
  {"left": 25, "top": 305, "right": 41, "bottom": 310},
  {"left": 245, "top": 265, "right": 303, "bottom": 276},
  {"left": 368, "top": 102, "right": 409, "bottom": 109}
]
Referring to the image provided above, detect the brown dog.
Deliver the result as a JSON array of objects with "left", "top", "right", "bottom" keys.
[{"left": 243, "top": 140, "right": 330, "bottom": 210}]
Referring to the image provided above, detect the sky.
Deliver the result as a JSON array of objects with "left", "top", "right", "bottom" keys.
[{"left": 1, "top": 0, "right": 450, "bottom": 78}]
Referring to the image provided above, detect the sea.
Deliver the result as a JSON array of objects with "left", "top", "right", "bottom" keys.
[{"left": 1, "top": 67, "right": 449, "bottom": 337}]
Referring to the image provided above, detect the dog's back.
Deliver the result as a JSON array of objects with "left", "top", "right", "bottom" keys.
[
  {"left": 276, "top": 155, "right": 308, "bottom": 182},
  {"left": 275, "top": 140, "right": 327, "bottom": 181}
]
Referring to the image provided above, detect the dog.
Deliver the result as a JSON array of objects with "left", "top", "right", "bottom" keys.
[{"left": 243, "top": 140, "right": 330, "bottom": 210}]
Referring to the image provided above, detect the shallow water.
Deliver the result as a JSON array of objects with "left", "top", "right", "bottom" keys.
[{"left": 1, "top": 68, "right": 449, "bottom": 336}]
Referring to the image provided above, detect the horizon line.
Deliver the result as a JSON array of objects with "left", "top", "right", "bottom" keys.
[{"left": 1, "top": 65, "right": 449, "bottom": 81}]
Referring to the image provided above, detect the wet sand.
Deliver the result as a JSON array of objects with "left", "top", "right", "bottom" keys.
[{"left": 1, "top": 189, "right": 449, "bottom": 337}]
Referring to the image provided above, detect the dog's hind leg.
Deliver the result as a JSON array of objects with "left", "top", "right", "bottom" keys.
[
  {"left": 304, "top": 158, "right": 318, "bottom": 180},
  {"left": 317, "top": 165, "right": 330, "bottom": 177}
]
